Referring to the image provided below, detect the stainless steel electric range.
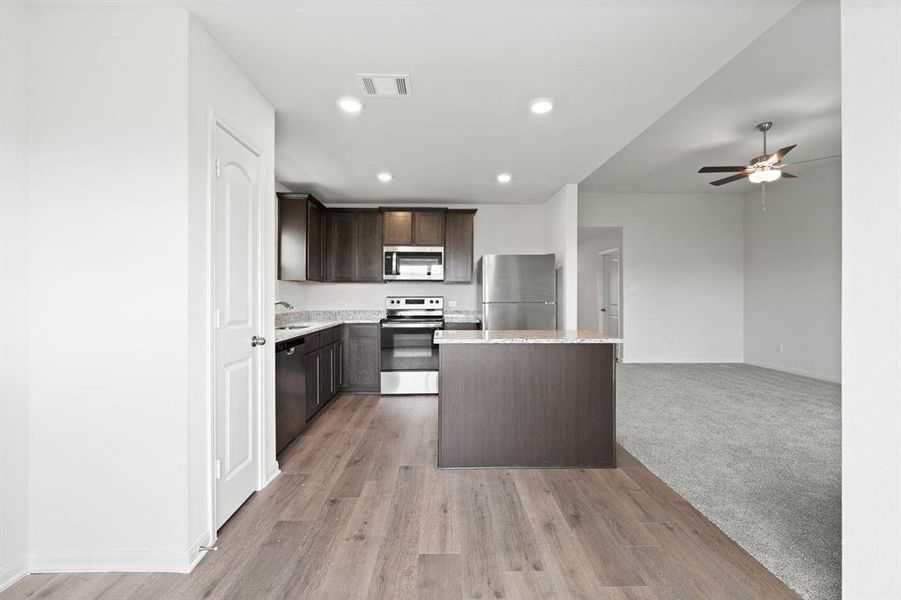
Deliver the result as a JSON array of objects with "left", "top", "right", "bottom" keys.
[{"left": 380, "top": 296, "right": 444, "bottom": 395}]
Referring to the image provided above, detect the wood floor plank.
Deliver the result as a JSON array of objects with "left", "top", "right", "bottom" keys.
[
  {"left": 0, "top": 398, "right": 798, "bottom": 600},
  {"left": 310, "top": 479, "right": 394, "bottom": 600},
  {"left": 416, "top": 554, "right": 462, "bottom": 600},
  {"left": 365, "top": 465, "right": 427, "bottom": 600},
  {"left": 418, "top": 468, "right": 460, "bottom": 554},
  {"left": 221, "top": 520, "right": 312, "bottom": 600},
  {"left": 511, "top": 470, "right": 609, "bottom": 600},
  {"left": 269, "top": 497, "right": 357, "bottom": 600},
  {"left": 502, "top": 571, "right": 562, "bottom": 599},
  {"left": 453, "top": 471, "right": 507, "bottom": 599},
  {"left": 483, "top": 470, "right": 545, "bottom": 573},
  {"left": 541, "top": 469, "right": 648, "bottom": 587}
]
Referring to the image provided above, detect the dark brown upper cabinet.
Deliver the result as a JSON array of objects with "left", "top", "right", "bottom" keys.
[
  {"left": 277, "top": 192, "right": 325, "bottom": 282},
  {"left": 382, "top": 208, "right": 446, "bottom": 246},
  {"left": 444, "top": 209, "right": 476, "bottom": 283},
  {"left": 383, "top": 211, "right": 413, "bottom": 245},
  {"left": 413, "top": 210, "right": 445, "bottom": 245},
  {"left": 326, "top": 209, "right": 383, "bottom": 282}
]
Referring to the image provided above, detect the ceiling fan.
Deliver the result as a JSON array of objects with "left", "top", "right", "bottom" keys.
[{"left": 698, "top": 121, "right": 797, "bottom": 186}]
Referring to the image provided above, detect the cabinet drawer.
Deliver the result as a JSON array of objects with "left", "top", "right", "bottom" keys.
[
  {"left": 320, "top": 325, "right": 342, "bottom": 346},
  {"left": 303, "top": 332, "right": 321, "bottom": 353}
]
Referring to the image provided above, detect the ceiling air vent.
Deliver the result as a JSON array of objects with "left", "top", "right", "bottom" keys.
[{"left": 358, "top": 74, "right": 412, "bottom": 97}]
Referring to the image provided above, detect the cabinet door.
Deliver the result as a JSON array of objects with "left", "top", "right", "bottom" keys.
[
  {"left": 319, "top": 344, "right": 334, "bottom": 405},
  {"left": 444, "top": 210, "right": 475, "bottom": 283},
  {"left": 326, "top": 211, "right": 356, "bottom": 281},
  {"left": 307, "top": 201, "right": 325, "bottom": 282},
  {"left": 342, "top": 324, "right": 381, "bottom": 391},
  {"left": 383, "top": 211, "right": 413, "bottom": 245},
  {"left": 336, "top": 341, "right": 344, "bottom": 389},
  {"left": 355, "top": 211, "right": 384, "bottom": 282},
  {"left": 277, "top": 195, "right": 308, "bottom": 282},
  {"left": 413, "top": 210, "right": 445, "bottom": 246},
  {"left": 304, "top": 351, "right": 320, "bottom": 422}
]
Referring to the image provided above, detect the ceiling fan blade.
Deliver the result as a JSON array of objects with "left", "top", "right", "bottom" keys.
[
  {"left": 698, "top": 166, "right": 748, "bottom": 173},
  {"left": 767, "top": 144, "right": 797, "bottom": 164},
  {"left": 780, "top": 171, "right": 798, "bottom": 178},
  {"left": 783, "top": 154, "right": 841, "bottom": 167},
  {"left": 709, "top": 172, "right": 750, "bottom": 186}
]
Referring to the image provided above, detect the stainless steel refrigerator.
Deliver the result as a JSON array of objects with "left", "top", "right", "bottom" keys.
[{"left": 477, "top": 254, "right": 557, "bottom": 330}]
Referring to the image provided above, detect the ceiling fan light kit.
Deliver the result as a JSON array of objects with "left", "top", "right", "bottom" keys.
[{"left": 748, "top": 168, "right": 781, "bottom": 184}]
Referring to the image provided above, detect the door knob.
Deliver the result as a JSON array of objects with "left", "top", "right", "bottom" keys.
[{"left": 251, "top": 335, "right": 267, "bottom": 347}]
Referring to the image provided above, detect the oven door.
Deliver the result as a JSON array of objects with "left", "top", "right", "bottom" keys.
[
  {"left": 383, "top": 246, "right": 444, "bottom": 281},
  {"left": 380, "top": 320, "right": 443, "bottom": 394}
]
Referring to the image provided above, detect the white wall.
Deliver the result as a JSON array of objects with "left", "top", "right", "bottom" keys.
[
  {"left": 841, "top": 1, "right": 901, "bottom": 597},
  {"left": 0, "top": 0, "right": 31, "bottom": 590},
  {"left": 743, "top": 160, "right": 841, "bottom": 382},
  {"left": 577, "top": 228, "right": 622, "bottom": 331},
  {"left": 543, "top": 184, "right": 579, "bottom": 329},
  {"left": 579, "top": 192, "right": 744, "bottom": 362},
  {"left": 187, "top": 15, "right": 276, "bottom": 559},
  {"left": 25, "top": 6, "right": 192, "bottom": 571},
  {"left": 277, "top": 203, "right": 546, "bottom": 311}
]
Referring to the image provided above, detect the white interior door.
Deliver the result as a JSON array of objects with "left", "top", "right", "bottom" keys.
[
  {"left": 213, "top": 124, "right": 262, "bottom": 529},
  {"left": 597, "top": 249, "right": 621, "bottom": 337}
]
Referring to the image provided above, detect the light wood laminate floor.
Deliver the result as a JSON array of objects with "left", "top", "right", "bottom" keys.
[{"left": 2, "top": 394, "right": 798, "bottom": 600}]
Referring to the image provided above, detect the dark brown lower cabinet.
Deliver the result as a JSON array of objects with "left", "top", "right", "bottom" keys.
[
  {"left": 303, "top": 350, "right": 320, "bottom": 423},
  {"left": 341, "top": 324, "right": 381, "bottom": 392}
]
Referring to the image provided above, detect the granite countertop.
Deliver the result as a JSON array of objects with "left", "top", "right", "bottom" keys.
[
  {"left": 275, "top": 308, "right": 480, "bottom": 343},
  {"left": 434, "top": 329, "right": 622, "bottom": 344},
  {"left": 443, "top": 313, "right": 481, "bottom": 323}
]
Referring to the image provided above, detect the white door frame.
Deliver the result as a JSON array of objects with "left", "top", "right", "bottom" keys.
[
  {"left": 597, "top": 247, "right": 623, "bottom": 359},
  {"left": 205, "top": 111, "right": 273, "bottom": 543}
]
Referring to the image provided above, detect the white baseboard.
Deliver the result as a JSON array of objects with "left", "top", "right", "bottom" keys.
[
  {"left": 263, "top": 462, "right": 280, "bottom": 488},
  {"left": 185, "top": 530, "right": 212, "bottom": 572},
  {"left": 29, "top": 547, "right": 195, "bottom": 574},
  {"left": 744, "top": 360, "right": 841, "bottom": 384},
  {"left": 0, "top": 555, "right": 28, "bottom": 593}
]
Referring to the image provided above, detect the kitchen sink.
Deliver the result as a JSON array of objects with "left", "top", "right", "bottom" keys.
[{"left": 276, "top": 323, "right": 316, "bottom": 331}]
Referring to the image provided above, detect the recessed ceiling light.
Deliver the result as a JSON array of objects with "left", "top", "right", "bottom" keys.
[
  {"left": 377, "top": 172, "right": 393, "bottom": 182},
  {"left": 337, "top": 96, "right": 363, "bottom": 113},
  {"left": 530, "top": 99, "right": 553, "bottom": 115},
  {"left": 497, "top": 173, "right": 512, "bottom": 184}
]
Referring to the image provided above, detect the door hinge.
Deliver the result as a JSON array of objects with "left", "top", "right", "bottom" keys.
[
  {"left": 215, "top": 459, "right": 222, "bottom": 480},
  {"left": 214, "top": 309, "right": 221, "bottom": 329},
  {"left": 215, "top": 158, "right": 221, "bottom": 177}
]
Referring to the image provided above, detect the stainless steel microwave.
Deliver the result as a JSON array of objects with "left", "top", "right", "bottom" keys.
[{"left": 383, "top": 246, "right": 444, "bottom": 281}]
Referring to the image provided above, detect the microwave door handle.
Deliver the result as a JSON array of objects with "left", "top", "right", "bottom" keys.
[{"left": 392, "top": 252, "right": 398, "bottom": 275}]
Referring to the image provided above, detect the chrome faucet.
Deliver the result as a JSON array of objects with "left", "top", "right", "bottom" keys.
[{"left": 275, "top": 300, "right": 294, "bottom": 310}]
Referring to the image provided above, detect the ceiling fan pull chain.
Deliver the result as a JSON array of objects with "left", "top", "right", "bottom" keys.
[{"left": 761, "top": 181, "right": 767, "bottom": 212}]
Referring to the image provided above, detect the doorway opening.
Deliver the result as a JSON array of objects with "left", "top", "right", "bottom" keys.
[{"left": 577, "top": 226, "right": 623, "bottom": 360}]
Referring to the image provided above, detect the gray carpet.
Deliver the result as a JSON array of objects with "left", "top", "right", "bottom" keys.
[{"left": 616, "top": 363, "right": 841, "bottom": 600}]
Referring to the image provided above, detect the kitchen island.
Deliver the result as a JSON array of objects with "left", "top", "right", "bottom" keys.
[{"left": 434, "top": 329, "right": 621, "bottom": 469}]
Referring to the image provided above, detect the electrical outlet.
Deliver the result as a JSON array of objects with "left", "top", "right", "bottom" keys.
[
  {"left": 448, "top": 299, "right": 457, "bottom": 309},
  {"left": 776, "top": 343, "right": 784, "bottom": 353}
]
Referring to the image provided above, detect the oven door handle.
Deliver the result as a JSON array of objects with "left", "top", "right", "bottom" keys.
[{"left": 381, "top": 321, "right": 444, "bottom": 329}]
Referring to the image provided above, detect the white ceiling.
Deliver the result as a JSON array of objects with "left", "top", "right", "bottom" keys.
[
  {"left": 179, "top": 0, "right": 800, "bottom": 204},
  {"left": 580, "top": 0, "right": 840, "bottom": 194}
]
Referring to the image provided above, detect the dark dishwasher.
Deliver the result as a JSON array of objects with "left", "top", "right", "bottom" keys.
[{"left": 275, "top": 336, "right": 306, "bottom": 454}]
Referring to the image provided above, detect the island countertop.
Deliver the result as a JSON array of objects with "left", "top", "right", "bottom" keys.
[{"left": 434, "top": 329, "right": 622, "bottom": 344}]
